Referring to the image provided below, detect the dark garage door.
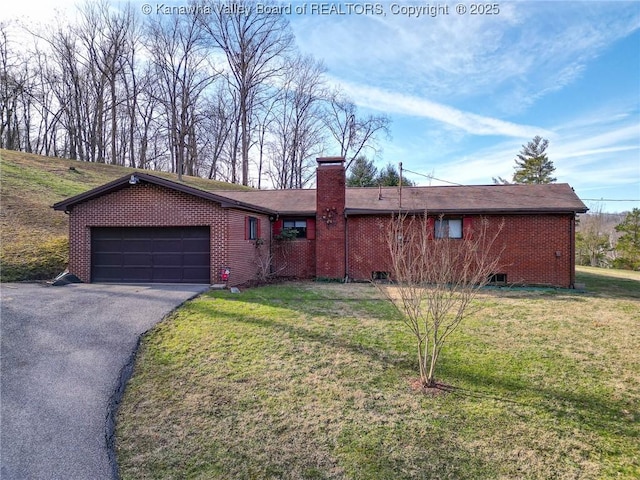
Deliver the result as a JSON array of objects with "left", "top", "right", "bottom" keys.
[{"left": 91, "top": 227, "right": 210, "bottom": 283}]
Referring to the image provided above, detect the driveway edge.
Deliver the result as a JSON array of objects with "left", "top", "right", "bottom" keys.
[
  {"left": 106, "top": 334, "right": 143, "bottom": 480},
  {"left": 104, "top": 288, "right": 209, "bottom": 480}
]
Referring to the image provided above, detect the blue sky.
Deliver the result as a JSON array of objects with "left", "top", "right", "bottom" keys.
[
  {"left": 4, "top": 1, "right": 639, "bottom": 212},
  {"left": 289, "top": 1, "right": 640, "bottom": 212}
]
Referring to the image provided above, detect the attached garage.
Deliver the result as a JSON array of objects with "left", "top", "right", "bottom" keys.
[
  {"left": 52, "top": 173, "right": 275, "bottom": 286},
  {"left": 91, "top": 227, "right": 210, "bottom": 283}
]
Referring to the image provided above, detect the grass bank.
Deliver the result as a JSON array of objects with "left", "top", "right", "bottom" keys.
[
  {"left": 0, "top": 149, "right": 248, "bottom": 281},
  {"left": 116, "top": 267, "right": 639, "bottom": 479}
]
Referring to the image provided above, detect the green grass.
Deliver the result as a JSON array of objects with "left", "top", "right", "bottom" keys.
[
  {"left": 0, "top": 149, "right": 250, "bottom": 281},
  {"left": 116, "top": 270, "right": 640, "bottom": 479}
]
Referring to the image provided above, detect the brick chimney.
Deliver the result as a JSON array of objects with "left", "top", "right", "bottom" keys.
[{"left": 315, "top": 157, "right": 346, "bottom": 279}]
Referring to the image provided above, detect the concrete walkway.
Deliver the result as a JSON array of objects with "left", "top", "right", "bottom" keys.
[{"left": 1, "top": 283, "right": 209, "bottom": 480}]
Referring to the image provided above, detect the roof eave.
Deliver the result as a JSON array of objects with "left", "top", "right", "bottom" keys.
[
  {"left": 274, "top": 210, "right": 316, "bottom": 217},
  {"left": 345, "top": 207, "right": 588, "bottom": 215},
  {"left": 51, "top": 172, "right": 276, "bottom": 215}
]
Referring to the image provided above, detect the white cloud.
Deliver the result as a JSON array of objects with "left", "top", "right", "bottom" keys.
[
  {"left": 292, "top": 2, "right": 640, "bottom": 112},
  {"left": 415, "top": 126, "right": 639, "bottom": 212},
  {"left": 336, "top": 80, "right": 551, "bottom": 138}
]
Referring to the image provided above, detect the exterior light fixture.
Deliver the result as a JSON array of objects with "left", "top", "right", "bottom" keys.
[{"left": 129, "top": 175, "right": 139, "bottom": 185}]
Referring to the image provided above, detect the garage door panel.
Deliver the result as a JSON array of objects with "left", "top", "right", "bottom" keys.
[
  {"left": 153, "top": 268, "right": 180, "bottom": 281},
  {"left": 182, "top": 267, "right": 211, "bottom": 283},
  {"left": 183, "top": 253, "right": 210, "bottom": 266},
  {"left": 93, "top": 266, "right": 120, "bottom": 277},
  {"left": 91, "top": 227, "right": 210, "bottom": 283},
  {"left": 122, "top": 240, "right": 152, "bottom": 253},
  {"left": 152, "top": 253, "right": 182, "bottom": 266},
  {"left": 122, "top": 253, "right": 152, "bottom": 266},
  {"left": 121, "top": 267, "right": 153, "bottom": 281},
  {"left": 96, "top": 253, "right": 123, "bottom": 266},
  {"left": 153, "top": 239, "right": 182, "bottom": 250},
  {"left": 183, "top": 238, "right": 209, "bottom": 250},
  {"left": 93, "top": 266, "right": 148, "bottom": 281}
]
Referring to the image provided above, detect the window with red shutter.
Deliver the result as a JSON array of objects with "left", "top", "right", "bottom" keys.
[
  {"left": 282, "top": 219, "right": 307, "bottom": 238},
  {"left": 246, "top": 216, "right": 258, "bottom": 240},
  {"left": 434, "top": 218, "right": 463, "bottom": 239}
]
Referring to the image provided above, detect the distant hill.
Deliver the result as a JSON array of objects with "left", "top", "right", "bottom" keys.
[{"left": 0, "top": 149, "right": 248, "bottom": 281}]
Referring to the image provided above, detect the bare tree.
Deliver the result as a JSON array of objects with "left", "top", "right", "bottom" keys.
[
  {"left": 199, "top": 0, "right": 294, "bottom": 185},
  {"left": 378, "top": 213, "right": 504, "bottom": 389},
  {"left": 6, "top": 2, "right": 390, "bottom": 189},
  {"left": 74, "top": 0, "right": 138, "bottom": 165},
  {"left": 198, "top": 86, "right": 234, "bottom": 180},
  {"left": 324, "top": 90, "right": 391, "bottom": 170},
  {"left": 253, "top": 90, "right": 277, "bottom": 189},
  {"left": 145, "top": 12, "right": 217, "bottom": 179},
  {"left": 0, "top": 23, "right": 47, "bottom": 153},
  {"left": 267, "top": 54, "right": 328, "bottom": 189},
  {"left": 42, "top": 22, "right": 88, "bottom": 161},
  {"left": 0, "top": 23, "right": 23, "bottom": 150},
  {"left": 575, "top": 204, "right": 621, "bottom": 267},
  {"left": 29, "top": 46, "right": 62, "bottom": 156}
]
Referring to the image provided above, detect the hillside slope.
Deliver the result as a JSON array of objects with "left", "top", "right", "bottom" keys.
[{"left": 0, "top": 149, "right": 249, "bottom": 281}]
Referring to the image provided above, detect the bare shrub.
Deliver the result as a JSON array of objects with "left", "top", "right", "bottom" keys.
[{"left": 378, "top": 213, "right": 504, "bottom": 389}]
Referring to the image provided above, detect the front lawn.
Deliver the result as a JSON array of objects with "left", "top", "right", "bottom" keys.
[{"left": 116, "top": 267, "right": 640, "bottom": 479}]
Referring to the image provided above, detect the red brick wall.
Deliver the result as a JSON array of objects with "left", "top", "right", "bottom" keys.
[
  {"left": 346, "top": 214, "right": 576, "bottom": 288},
  {"left": 496, "top": 214, "right": 574, "bottom": 287},
  {"left": 67, "top": 183, "right": 265, "bottom": 286},
  {"left": 273, "top": 238, "right": 316, "bottom": 278},
  {"left": 316, "top": 162, "right": 346, "bottom": 279},
  {"left": 347, "top": 216, "right": 392, "bottom": 281},
  {"left": 226, "top": 210, "right": 271, "bottom": 285}
]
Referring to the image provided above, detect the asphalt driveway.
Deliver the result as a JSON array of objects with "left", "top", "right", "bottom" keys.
[{"left": 1, "top": 282, "right": 210, "bottom": 480}]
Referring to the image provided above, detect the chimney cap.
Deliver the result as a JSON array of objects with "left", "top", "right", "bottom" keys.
[{"left": 317, "top": 157, "right": 345, "bottom": 166}]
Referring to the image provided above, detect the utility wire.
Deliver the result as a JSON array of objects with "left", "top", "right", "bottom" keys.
[
  {"left": 401, "top": 167, "right": 640, "bottom": 204},
  {"left": 582, "top": 198, "right": 640, "bottom": 202},
  {"left": 402, "top": 168, "right": 464, "bottom": 186}
]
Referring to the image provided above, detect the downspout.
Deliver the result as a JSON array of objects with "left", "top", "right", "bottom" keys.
[
  {"left": 344, "top": 213, "right": 349, "bottom": 282},
  {"left": 570, "top": 213, "right": 576, "bottom": 288},
  {"left": 270, "top": 214, "right": 279, "bottom": 276}
]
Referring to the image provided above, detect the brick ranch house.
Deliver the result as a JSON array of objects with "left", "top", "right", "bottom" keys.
[{"left": 53, "top": 157, "right": 588, "bottom": 288}]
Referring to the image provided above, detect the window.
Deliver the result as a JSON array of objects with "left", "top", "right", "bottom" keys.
[
  {"left": 283, "top": 219, "right": 307, "bottom": 239},
  {"left": 372, "top": 271, "right": 390, "bottom": 281},
  {"left": 435, "top": 218, "right": 462, "bottom": 239},
  {"left": 488, "top": 273, "right": 507, "bottom": 284},
  {"left": 246, "top": 216, "right": 259, "bottom": 240}
]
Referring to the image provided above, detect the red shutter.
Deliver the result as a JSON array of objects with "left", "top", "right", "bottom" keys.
[
  {"left": 307, "top": 218, "right": 316, "bottom": 240},
  {"left": 244, "top": 216, "right": 250, "bottom": 240},
  {"left": 427, "top": 217, "right": 435, "bottom": 239},
  {"left": 463, "top": 217, "right": 473, "bottom": 239},
  {"left": 257, "top": 218, "right": 261, "bottom": 239},
  {"left": 273, "top": 218, "right": 283, "bottom": 236}
]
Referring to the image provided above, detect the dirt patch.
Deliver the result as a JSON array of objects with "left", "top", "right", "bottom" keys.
[{"left": 408, "top": 378, "right": 453, "bottom": 396}]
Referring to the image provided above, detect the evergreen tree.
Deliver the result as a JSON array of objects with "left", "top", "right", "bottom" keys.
[
  {"left": 613, "top": 208, "right": 640, "bottom": 270},
  {"left": 346, "top": 156, "right": 378, "bottom": 187},
  {"left": 492, "top": 176, "right": 511, "bottom": 184},
  {"left": 377, "top": 163, "right": 415, "bottom": 186},
  {"left": 512, "top": 136, "right": 556, "bottom": 184}
]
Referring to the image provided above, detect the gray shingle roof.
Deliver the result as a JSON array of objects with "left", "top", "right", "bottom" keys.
[
  {"left": 53, "top": 172, "right": 588, "bottom": 215},
  {"left": 215, "top": 183, "right": 588, "bottom": 215}
]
